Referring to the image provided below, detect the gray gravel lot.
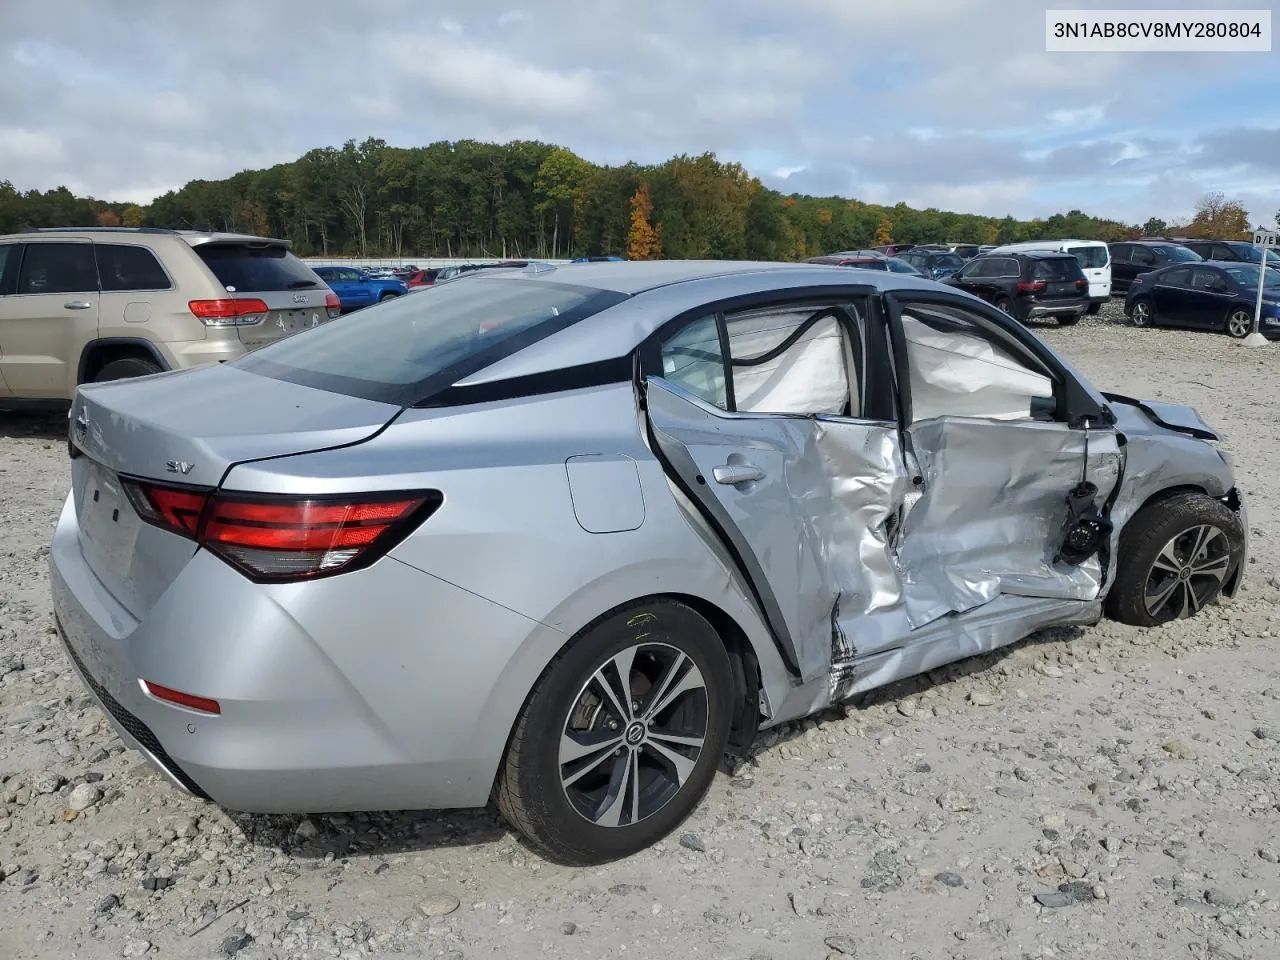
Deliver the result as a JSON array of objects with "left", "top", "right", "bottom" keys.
[{"left": 1, "top": 301, "right": 1278, "bottom": 959}]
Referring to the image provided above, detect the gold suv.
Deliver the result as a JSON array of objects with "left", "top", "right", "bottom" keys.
[{"left": 0, "top": 227, "right": 339, "bottom": 402}]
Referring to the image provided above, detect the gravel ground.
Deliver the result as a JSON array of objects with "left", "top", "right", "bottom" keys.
[{"left": 2, "top": 301, "right": 1278, "bottom": 960}]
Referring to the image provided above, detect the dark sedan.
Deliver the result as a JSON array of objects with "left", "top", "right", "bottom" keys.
[
  {"left": 896, "top": 249, "right": 966, "bottom": 280},
  {"left": 1125, "top": 262, "right": 1280, "bottom": 339}
]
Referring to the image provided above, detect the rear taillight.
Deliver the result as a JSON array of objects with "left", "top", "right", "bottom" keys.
[
  {"left": 1016, "top": 280, "right": 1048, "bottom": 293},
  {"left": 123, "top": 481, "right": 206, "bottom": 536},
  {"left": 121, "top": 480, "right": 440, "bottom": 582},
  {"left": 189, "top": 298, "right": 269, "bottom": 326},
  {"left": 324, "top": 292, "right": 341, "bottom": 319},
  {"left": 1075, "top": 278, "right": 1087, "bottom": 289}
]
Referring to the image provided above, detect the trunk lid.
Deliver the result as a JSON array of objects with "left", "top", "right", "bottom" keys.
[{"left": 69, "top": 364, "right": 401, "bottom": 617}]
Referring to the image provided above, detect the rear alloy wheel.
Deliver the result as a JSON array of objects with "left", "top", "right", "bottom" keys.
[
  {"left": 1225, "top": 308, "right": 1253, "bottom": 339},
  {"left": 497, "top": 600, "right": 733, "bottom": 865},
  {"left": 1129, "top": 298, "right": 1153, "bottom": 327},
  {"left": 993, "top": 296, "right": 1014, "bottom": 316},
  {"left": 1105, "top": 491, "right": 1243, "bottom": 627}
]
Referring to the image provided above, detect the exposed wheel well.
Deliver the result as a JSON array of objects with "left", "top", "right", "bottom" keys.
[{"left": 78, "top": 341, "right": 166, "bottom": 384}]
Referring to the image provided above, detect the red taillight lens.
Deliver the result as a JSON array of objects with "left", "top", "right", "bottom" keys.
[
  {"left": 123, "top": 480, "right": 441, "bottom": 582},
  {"left": 324, "top": 292, "right": 341, "bottom": 319},
  {"left": 189, "top": 298, "right": 269, "bottom": 326},
  {"left": 122, "top": 481, "right": 207, "bottom": 536},
  {"left": 1016, "top": 280, "right": 1048, "bottom": 293},
  {"left": 1075, "top": 278, "right": 1087, "bottom": 289}
]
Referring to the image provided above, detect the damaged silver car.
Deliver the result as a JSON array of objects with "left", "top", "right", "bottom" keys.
[{"left": 51, "top": 261, "right": 1247, "bottom": 866}]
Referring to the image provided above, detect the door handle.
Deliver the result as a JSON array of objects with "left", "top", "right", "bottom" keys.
[
  {"left": 713, "top": 463, "right": 765, "bottom": 485},
  {"left": 63, "top": 301, "right": 92, "bottom": 310}
]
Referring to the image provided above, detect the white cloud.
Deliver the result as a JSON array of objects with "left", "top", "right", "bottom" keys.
[{"left": 0, "top": 0, "right": 1272, "bottom": 227}]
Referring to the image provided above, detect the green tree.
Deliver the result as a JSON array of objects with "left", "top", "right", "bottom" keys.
[{"left": 1142, "top": 217, "right": 1167, "bottom": 236}]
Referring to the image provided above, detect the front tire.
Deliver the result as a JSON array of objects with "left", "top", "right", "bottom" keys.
[
  {"left": 496, "top": 599, "right": 734, "bottom": 865},
  {"left": 378, "top": 291, "right": 400, "bottom": 302},
  {"left": 1105, "top": 491, "right": 1244, "bottom": 627},
  {"left": 1225, "top": 308, "right": 1253, "bottom": 339}
]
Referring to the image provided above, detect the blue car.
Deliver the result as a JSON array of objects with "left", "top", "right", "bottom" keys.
[
  {"left": 571, "top": 256, "right": 625, "bottom": 263},
  {"left": 312, "top": 266, "right": 408, "bottom": 312},
  {"left": 1125, "top": 261, "right": 1280, "bottom": 339}
]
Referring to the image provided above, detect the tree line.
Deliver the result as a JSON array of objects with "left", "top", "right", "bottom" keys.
[{"left": 1, "top": 139, "right": 1272, "bottom": 260}]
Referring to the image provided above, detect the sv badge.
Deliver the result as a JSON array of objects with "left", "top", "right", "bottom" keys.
[{"left": 165, "top": 460, "right": 195, "bottom": 475}]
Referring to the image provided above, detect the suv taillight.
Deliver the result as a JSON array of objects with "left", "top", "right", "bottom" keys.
[
  {"left": 1016, "top": 280, "right": 1048, "bottom": 293},
  {"left": 325, "top": 292, "right": 341, "bottom": 319},
  {"left": 121, "top": 480, "right": 441, "bottom": 582},
  {"left": 189, "top": 298, "right": 269, "bottom": 326},
  {"left": 1075, "top": 278, "right": 1087, "bottom": 289}
]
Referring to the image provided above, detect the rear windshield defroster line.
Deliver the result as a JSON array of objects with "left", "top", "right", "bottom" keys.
[{"left": 235, "top": 278, "right": 630, "bottom": 407}]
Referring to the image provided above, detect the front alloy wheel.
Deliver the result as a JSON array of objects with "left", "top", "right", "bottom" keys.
[
  {"left": 1142, "top": 524, "right": 1233, "bottom": 620},
  {"left": 497, "top": 600, "right": 733, "bottom": 864},
  {"left": 1105, "top": 491, "right": 1244, "bottom": 627}
]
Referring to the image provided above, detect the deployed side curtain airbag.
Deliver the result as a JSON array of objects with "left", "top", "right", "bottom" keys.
[
  {"left": 728, "top": 311, "right": 851, "bottom": 416},
  {"left": 902, "top": 313, "right": 1052, "bottom": 421}
]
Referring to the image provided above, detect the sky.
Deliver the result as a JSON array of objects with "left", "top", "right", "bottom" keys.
[{"left": 1, "top": 0, "right": 1277, "bottom": 227}]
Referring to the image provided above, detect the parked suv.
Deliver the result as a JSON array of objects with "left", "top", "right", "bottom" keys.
[
  {"left": 1179, "top": 239, "right": 1280, "bottom": 269},
  {"left": 1107, "top": 240, "right": 1201, "bottom": 294},
  {"left": 0, "top": 227, "right": 338, "bottom": 403},
  {"left": 947, "top": 251, "right": 1089, "bottom": 325}
]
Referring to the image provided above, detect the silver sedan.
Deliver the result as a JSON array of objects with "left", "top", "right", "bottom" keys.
[{"left": 51, "top": 260, "right": 1247, "bottom": 864}]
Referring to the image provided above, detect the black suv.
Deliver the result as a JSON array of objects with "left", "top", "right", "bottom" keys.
[
  {"left": 1180, "top": 239, "right": 1280, "bottom": 270},
  {"left": 1107, "top": 240, "right": 1201, "bottom": 294},
  {"left": 947, "top": 252, "right": 1089, "bottom": 325}
]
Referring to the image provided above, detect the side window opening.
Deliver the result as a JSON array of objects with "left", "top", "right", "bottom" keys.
[
  {"left": 660, "top": 314, "right": 727, "bottom": 409},
  {"left": 95, "top": 244, "right": 171, "bottom": 292},
  {"left": 16, "top": 242, "right": 98, "bottom": 295},
  {"left": 900, "top": 303, "right": 1055, "bottom": 423}
]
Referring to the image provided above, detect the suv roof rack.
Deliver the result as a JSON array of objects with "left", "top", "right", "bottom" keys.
[{"left": 20, "top": 226, "right": 180, "bottom": 235}]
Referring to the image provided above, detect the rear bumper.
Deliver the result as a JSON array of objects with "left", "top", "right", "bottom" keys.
[
  {"left": 49, "top": 492, "right": 542, "bottom": 813},
  {"left": 163, "top": 337, "right": 248, "bottom": 371},
  {"left": 1023, "top": 300, "right": 1089, "bottom": 319}
]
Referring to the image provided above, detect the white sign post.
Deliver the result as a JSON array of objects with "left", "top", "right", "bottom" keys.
[{"left": 1244, "top": 228, "right": 1277, "bottom": 347}]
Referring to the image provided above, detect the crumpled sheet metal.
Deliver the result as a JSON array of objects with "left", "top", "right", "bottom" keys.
[
  {"left": 831, "top": 595, "right": 1102, "bottom": 703},
  {"left": 896, "top": 416, "right": 1120, "bottom": 630}
]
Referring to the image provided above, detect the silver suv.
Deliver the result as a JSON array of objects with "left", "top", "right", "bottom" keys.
[{"left": 0, "top": 227, "right": 339, "bottom": 402}]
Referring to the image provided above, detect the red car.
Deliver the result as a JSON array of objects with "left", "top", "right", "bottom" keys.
[{"left": 405, "top": 268, "right": 441, "bottom": 288}]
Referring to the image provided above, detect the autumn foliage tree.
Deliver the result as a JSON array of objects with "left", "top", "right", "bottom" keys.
[
  {"left": 1186, "top": 192, "right": 1250, "bottom": 240},
  {"left": 874, "top": 216, "right": 893, "bottom": 246},
  {"left": 627, "top": 182, "right": 663, "bottom": 260}
]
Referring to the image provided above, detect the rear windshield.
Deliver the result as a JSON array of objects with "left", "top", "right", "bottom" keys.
[
  {"left": 236, "top": 277, "right": 627, "bottom": 405},
  {"left": 195, "top": 244, "right": 321, "bottom": 292},
  {"left": 935, "top": 254, "right": 965, "bottom": 269},
  {"left": 1066, "top": 245, "right": 1108, "bottom": 269},
  {"left": 1154, "top": 245, "right": 1201, "bottom": 263},
  {"left": 1032, "top": 258, "right": 1083, "bottom": 281}
]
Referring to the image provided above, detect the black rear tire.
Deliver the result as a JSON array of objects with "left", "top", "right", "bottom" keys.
[
  {"left": 1105, "top": 491, "right": 1244, "bottom": 627},
  {"left": 993, "top": 296, "right": 1014, "bottom": 317},
  {"left": 93, "top": 357, "right": 162, "bottom": 382},
  {"left": 1086, "top": 302, "right": 1101, "bottom": 316},
  {"left": 1057, "top": 314, "right": 1081, "bottom": 326},
  {"left": 496, "top": 599, "right": 733, "bottom": 865}
]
